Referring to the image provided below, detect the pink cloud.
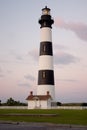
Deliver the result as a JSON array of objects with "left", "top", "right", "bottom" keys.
[
  {"left": 28, "top": 49, "right": 38, "bottom": 60},
  {"left": 24, "top": 74, "right": 35, "bottom": 81},
  {"left": 28, "top": 47, "right": 79, "bottom": 65},
  {"left": 0, "top": 74, "right": 4, "bottom": 78},
  {"left": 18, "top": 83, "right": 30, "bottom": 87},
  {"left": 0, "top": 67, "right": 2, "bottom": 72},
  {"left": 55, "top": 18, "right": 87, "bottom": 41},
  {"left": 54, "top": 50, "right": 79, "bottom": 65}
]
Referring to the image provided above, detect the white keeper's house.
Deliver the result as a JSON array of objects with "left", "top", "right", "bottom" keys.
[{"left": 26, "top": 91, "right": 52, "bottom": 109}]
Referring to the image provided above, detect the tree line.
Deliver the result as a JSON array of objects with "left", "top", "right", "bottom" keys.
[
  {"left": 57, "top": 102, "right": 87, "bottom": 106},
  {"left": 0, "top": 98, "right": 87, "bottom": 106},
  {"left": 0, "top": 98, "right": 27, "bottom": 106}
]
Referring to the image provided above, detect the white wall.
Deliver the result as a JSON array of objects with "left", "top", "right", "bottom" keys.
[
  {"left": 40, "top": 28, "right": 52, "bottom": 42},
  {"left": 39, "top": 56, "right": 53, "bottom": 70},
  {"left": 0, "top": 106, "right": 27, "bottom": 109},
  {"left": 0, "top": 106, "right": 87, "bottom": 109},
  {"left": 37, "top": 85, "right": 55, "bottom": 100},
  {"left": 52, "top": 106, "right": 87, "bottom": 110},
  {"left": 28, "top": 101, "right": 35, "bottom": 109},
  {"left": 27, "top": 100, "right": 51, "bottom": 109}
]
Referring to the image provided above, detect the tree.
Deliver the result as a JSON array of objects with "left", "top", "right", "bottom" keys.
[
  {"left": 0, "top": 100, "right": 1, "bottom": 106},
  {"left": 6, "top": 97, "right": 27, "bottom": 106},
  {"left": 82, "top": 103, "right": 87, "bottom": 106},
  {"left": 57, "top": 102, "right": 62, "bottom": 106},
  {"left": 6, "top": 97, "right": 15, "bottom": 106}
]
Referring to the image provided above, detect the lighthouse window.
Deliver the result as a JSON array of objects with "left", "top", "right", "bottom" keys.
[
  {"left": 43, "top": 45, "right": 46, "bottom": 52},
  {"left": 44, "top": 22, "right": 46, "bottom": 26},
  {"left": 42, "top": 9, "right": 50, "bottom": 15},
  {"left": 42, "top": 71, "right": 46, "bottom": 78}
]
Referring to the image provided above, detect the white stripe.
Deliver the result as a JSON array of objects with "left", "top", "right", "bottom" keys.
[
  {"left": 39, "top": 55, "right": 54, "bottom": 70},
  {"left": 40, "top": 27, "right": 52, "bottom": 42},
  {"left": 37, "top": 85, "right": 55, "bottom": 100}
]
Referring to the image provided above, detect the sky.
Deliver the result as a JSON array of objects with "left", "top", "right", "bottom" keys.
[{"left": 0, "top": 0, "right": 87, "bottom": 103}]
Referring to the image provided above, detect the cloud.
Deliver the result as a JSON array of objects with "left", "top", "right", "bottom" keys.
[
  {"left": 7, "top": 70, "right": 12, "bottom": 74},
  {"left": 54, "top": 51, "right": 79, "bottom": 65},
  {"left": 24, "top": 74, "right": 35, "bottom": 81},
  {"left": 0, "top": 74, "right": 4, "bottom": 78},
  {"left": 28, "top": 49, "right": 38, "bottom": 61},
  {"left": 9, "top": 50, "right": 23, "bottom": 61},
  {"left": 18, "top": 74, "right": 36, "bottom": 88},
  {"left": 15, "top": 56, "right": 23, "bottom": 61},
  {"left": 18, "top": 82, "right": 30, "bottom": 87},
  {"left": 55, "top": 18, "right": 87, "bottom": 41},
  {"left": 54, "top": 44, "right": 67, "bottom": 50},
  {"left": 57, "top": 79, "right": 78, "bottom": 82},
  {"left": 0, "top": 67, "right": 4, "bottom": 78},
  {"left": 28, "top": 46, "right": 79, "bottom": 65},
  {"left": 0, "top": 67, "right": 2, "bottom": 73}
]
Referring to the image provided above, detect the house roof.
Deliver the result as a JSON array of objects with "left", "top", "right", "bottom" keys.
[{"left": 26, "top": 94, "right": 52, "bottom": 101}]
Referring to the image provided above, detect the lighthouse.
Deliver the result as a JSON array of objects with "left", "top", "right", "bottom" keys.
[
  {"left": 37, "top": 6, "right": 55, "bottom": 100},
  {"left": 26, "top": 7, "right": 55, "bottom": 109}
]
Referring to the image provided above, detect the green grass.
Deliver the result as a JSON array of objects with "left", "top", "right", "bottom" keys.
[{"left": 0, "top": 109, "right": 87, "bottom": 125}]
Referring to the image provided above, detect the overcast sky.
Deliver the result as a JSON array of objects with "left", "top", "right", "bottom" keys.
[{"left": 0, "top": 0, "right": 87, "bottom": 103}]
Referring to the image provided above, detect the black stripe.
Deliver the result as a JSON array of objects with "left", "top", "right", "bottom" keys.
[
  {"left": 40, "top": 42, "right": 53, "bottom": 56},
  {"left": 39, "top": 15, "right": 54, "bottom": 28},
  {"left": 38, "top": 70, "right": 54, "bottom": 85}
]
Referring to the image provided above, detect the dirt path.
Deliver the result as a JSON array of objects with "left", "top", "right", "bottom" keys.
[{"left": 0, "top": 122, "right": 87, "bottom": 130}]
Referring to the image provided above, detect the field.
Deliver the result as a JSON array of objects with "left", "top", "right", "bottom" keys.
[{"left": 0, "top": 109, "right": 87, "bottom": 125}]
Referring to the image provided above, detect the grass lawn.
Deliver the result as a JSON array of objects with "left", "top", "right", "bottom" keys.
[{"left": 0, "top": 109, "right": 87, "bottom": 125}]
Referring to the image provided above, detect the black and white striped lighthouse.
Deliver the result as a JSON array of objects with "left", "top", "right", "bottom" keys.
[{"left": 37, "top": 6, "right": 55, "bottom": 100}]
